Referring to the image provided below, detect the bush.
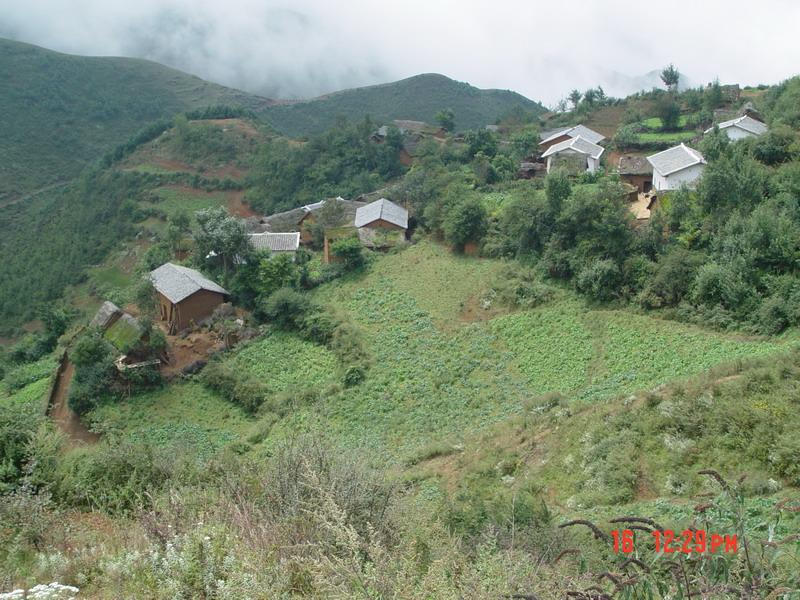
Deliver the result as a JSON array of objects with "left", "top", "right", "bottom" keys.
[
  {"left": 575, "top": 258, "right": 622, "bottom": 302},
  {"left": 329, "top": 237, "right": 365, "bottom": 271},
  {"left": 443, "top": 197, "right": 488, "bottom": 252},
  {"left": 257, "top": 288, "right": 312, "bottom": 329}
]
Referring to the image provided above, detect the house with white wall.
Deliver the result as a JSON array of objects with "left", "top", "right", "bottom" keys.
[
  {"left": 541, "top": 136, "right": 604, "bottom": 174},
  {"left": 646, "top": 144, "right": 706, "bottom": 192},
  {"left": 704, "top": 115, "right": 768, "bottom": 141}
]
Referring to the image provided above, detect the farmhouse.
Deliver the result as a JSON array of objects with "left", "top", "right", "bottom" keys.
[
  {"left": 259, "top": 197, "right": 366, "bottom": 245},
  {"left": 354, "top": 198, "right": 408, "bottom": 230},
  {"left": 617, "top": 155, "right": 653, "bottom": 193},
  {"left": 248, "top": 232, "right": 300, "bottom": 257},
  {"left": 539, "top": 124, "right": 605, "bottom": 153},
  {"left": 646, "top": 144, "right": 706, "bottom": 192},
  {"left": 150, "top": 263, "right": 229, "bottom": 334},
  {"left": 704, "top": 115, "right": 768, "bottom": 140},
  {"left": 541, "top": 136, "right": 604, "bottom": 174}
]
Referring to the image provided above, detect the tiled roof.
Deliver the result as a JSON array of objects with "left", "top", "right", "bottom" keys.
[
  {"left": 646, "top": 144, "right": 705, "bottom": 177},
  {"left": 541, "top": 135, "right": 604, "bottom": 160},
  {"left": 260, "top": 197, "right": 366, "bottom": 232},
  {"left": 705, "top": 115, "right": 768, "bottom": 136},
  {"left": 249, "top": 232, "right": 300, "bottom": 252},
  {"left": 354, "top": 198, "right": 409, "bottom": 229},
  {"left": 150, "top": 263, "right": 229, "bottom": 304},
  {"left": 540, "top": 124, "right": 605, "bottom": 146}
]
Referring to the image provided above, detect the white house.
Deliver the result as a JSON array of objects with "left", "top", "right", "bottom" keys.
[
  {"left": 541, "top": 136, "right": 604, "bottom": 174},
  {"left": 646, "top": 144, "right": 706, "bottom": 192},
  {"left": 704, "top": 115, "right": 768, "bottom": 141},
  {"left": 539, "top": 124, "right": 606, "bottom": 152}
]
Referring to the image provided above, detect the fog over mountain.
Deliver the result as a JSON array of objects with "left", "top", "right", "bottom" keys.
[{"left": 1, "top": 0, "right": 798, "bottom": 104}]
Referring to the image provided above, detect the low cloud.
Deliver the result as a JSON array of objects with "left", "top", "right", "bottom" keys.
[{"left": 1, "top": 0, "right": 798, "bottom": 105}]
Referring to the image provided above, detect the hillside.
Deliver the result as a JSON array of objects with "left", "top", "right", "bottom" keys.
[
  {"left": 260, "top": 73, "right": 545, "bottom": 137},
  {"left": 0, "top": 38, "right": 273, "bottom": 202}
]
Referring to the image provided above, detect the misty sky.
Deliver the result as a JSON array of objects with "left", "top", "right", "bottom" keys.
[{"left": 1, "top": 0, "right": 799, "bottom": 105}]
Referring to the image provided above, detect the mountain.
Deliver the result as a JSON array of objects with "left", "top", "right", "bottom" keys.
[
  {"left": 0, "top": 38, "right": 273, "bottom": 202},
  {"left": 260, "top": 73, "right": 546, "bottom": 137}
]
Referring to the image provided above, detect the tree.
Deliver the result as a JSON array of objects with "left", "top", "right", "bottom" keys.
[
  {"left": 568, "top": 90, "right": 582, "bottom": 110},
  {"left": 465, "top": 129, "right": 498, "bottom": 158},
  {"left": 330, "top": 237, "right": 365, "bottom": 271},
  {"left": 660, "top": 64, "right": 680, "bottom": 91},
  {"left": 258, "top": 253, "right": 298, "bottom": 296},
  {"left": 434, "top": 108, "right": 455, "bottom": 132},
  {"left": 166, "top": 212, "right": 191, "bottom": 252},
  {"left": 583, "top": 88, "right": 598, "bottom": 107},
  {"left": 443, "top": 198, "right": 488, "bottom": 252},
  {"left": 194, "top": 207, "right": 249, "bottom": 276},
  {"left": 545, "top": 168, "right": 572, "bottom": 213},
  {"left": 656, "top": 94, "right": 681, "bottom": 131}
]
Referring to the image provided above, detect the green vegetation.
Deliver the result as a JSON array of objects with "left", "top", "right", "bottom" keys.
[
  {"left": 0, "top": 38, "right": 268, "bottom": 201},
  {"left": 227, "top": 331, "right": 338, "bottom": 393},
  {"left": 261, "top": 73, "right": 544, "bottom": 137}
]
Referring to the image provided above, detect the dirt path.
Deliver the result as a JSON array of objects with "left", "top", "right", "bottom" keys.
[
  {"left": 49, "top": 360, "right": 99, "bottom": 446},
  {"left": 0, "top": 180, "right": 71, "bottom": 209}
]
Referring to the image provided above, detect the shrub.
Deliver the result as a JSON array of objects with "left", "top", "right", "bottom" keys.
[
  {"left": 575, "top": 258, "right": 622, "bottom": 302},
  {"left": 443, "top": 197, "right": 488, "bottom": 252},
  {"left": 257, "top": 288, "right": 312, "bottom": 329},
  {"left": 329, "top": 237, "right": 365, "bottom": 271}
]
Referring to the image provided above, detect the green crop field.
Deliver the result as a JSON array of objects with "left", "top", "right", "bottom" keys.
[
  {"left": 228, "top": 331, "right": 339, "bottom": 394},
  {"left": 639, "top": 130, "right": 697, "bottom": 143},
  {"left": 641, "top": 115, "right": 690, "bottom": 130},
  {"left": 90, "top": 382, "right": 250, "bottom": 456},
  {"left": 147, "top": 186, "right": 229, "bottom": 223},
  {"left": 242, "top": 242, "right": 788, "bottom": 460}
]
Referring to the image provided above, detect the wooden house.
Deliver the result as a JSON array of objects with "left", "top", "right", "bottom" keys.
[
  {"left": 617, "top": 155, "right": 653, "bottom": 193},
  {"left": 150, "top": 263, "right": 229, "bottom": 334}
]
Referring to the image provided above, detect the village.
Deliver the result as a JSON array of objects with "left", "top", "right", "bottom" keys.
[{"left": 68, "top": 88, "right": 773, "bottom": 405}]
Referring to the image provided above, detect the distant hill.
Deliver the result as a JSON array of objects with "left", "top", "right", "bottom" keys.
[
  {"left": 0, "top": 38, "right": 273, "bottom": 202},
  {"left": 260, "top": 73, "right": 545, "bottom": 137}
]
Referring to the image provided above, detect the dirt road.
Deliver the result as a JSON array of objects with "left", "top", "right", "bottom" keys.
[{"left": 49, "top": 360, "right": 100, "bottom": 446}]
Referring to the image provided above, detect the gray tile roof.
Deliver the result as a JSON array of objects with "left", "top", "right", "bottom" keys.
[
  {"left": 354, "top": 198, "right": 409, "bottom": 229},
  {"left": 89, "top": 300, "right": 122, "bottom": 330},
  {"left": 540, "top": 124, "right": 605, "bottom": 146},
  {"left": 646, "top": 144, "right": 705, "bottom": 177},
  {"left": 541, "top": 135, "right": 604, "bottom": 160},
  {"left": 705, "top": 115, "right": 768, "bottom": 136},
  {"left": 260, "top": 197, "right": 366, "bottom": 232},
  {"left": 150, "top": 263, "right": 229, "bottom": 304},
  {"left": 248, "top": 232, "right": 300, "bottom": 252}
]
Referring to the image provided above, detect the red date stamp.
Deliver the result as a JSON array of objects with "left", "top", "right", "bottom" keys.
[{"left": 612, "top": 529, "right": 737, "bottom": 554}]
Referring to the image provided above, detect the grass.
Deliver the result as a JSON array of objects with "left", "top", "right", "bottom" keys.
[
  {"left": 639, "top": 130, "right": 697, "bottom": 143},
  {"left": 147, "top": 186, "right": 228, "bottom": 223},
  {"left": 0, "top": 38, "right": 267, "bottom": 202},
  {"left": 0, "top": 376, "right": 50, "bottom": 409},
  {"left": 258, "top": 241, "right": 787, "bottom": 461},
  {"left": 90, "top": 381, "right": 250, "bottom": 456},
  {"left": 0, "top": 356, "right": 55, "bottom": 396},
  {"left": 227, "top": 331, "right": 339, "bottom": 394},
  {"left": 89, "top": 266, "right": 132, "bottom": 289},
  {"left": 641, "top": 115, "right": 690, "bottom": 130}
]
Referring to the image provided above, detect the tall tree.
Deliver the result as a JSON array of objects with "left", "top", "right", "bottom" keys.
[
  {"left": 434, "top": 108, "right": 456, "bottom": 132},
  {"left": 568, "top": 89, "right": 582, "bottom": 110},
  {"left": 194, "top": 207, "right": 249, "bottom": 277},
  {"left": 660, "top": 64, "right": 680, "bottom": 91}
]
